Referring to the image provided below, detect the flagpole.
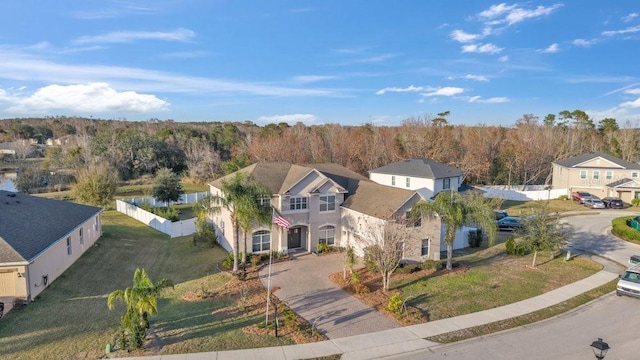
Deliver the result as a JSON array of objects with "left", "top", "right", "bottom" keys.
[{"left": 266, "top": 208, "right": 274, "bottom": 326}]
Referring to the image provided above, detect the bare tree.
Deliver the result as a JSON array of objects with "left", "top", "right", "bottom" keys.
[{"left": 354, "top": 217, "right": 413, "bottom": 292}]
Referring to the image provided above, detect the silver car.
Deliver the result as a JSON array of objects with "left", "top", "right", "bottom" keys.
[{"left": 584, "top": 198, "right": 606, "bottom": 209}]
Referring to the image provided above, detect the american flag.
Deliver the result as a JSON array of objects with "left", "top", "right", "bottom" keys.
[{"left": 272, "top": 211, "right": 290, "bottom": 229}]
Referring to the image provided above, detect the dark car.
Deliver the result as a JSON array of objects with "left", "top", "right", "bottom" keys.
[
  {"left": 494, "top": 210, "right": 509, "bottom": 220},
  {"left": 497, "top": 216, "right": 524, "bottom": 231},
  {"left": 602, "top": 197, "right": 624, "bottom": 209},
  {"left": 572, "top": 191, "right": 593, "bottom": 204}
]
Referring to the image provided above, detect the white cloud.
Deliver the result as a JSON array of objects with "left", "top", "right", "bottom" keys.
[
  {"left": 422, "top": 87, "right": 464, "bottom": 97},
  {"left": 376, "top": 85, "right": 424, "bottom": 95},
  {"left": 3, "top": 83, "right": 169, "bottom": 114},
  {"left": 450, "top": 29, "right": 482, "bottom": 43},
  {"left": 541, "top": 43, "right": 560, "bottom": 53},
  {"left": 602, "top": 25, "right": 640, "bottom": 37},
  {"left": 626, "top": 88, "right": 640, "bottom": 95},
  {"left": 461, "top": 43, "right": 503, "bottom": 54},
  {"left": 464, "top": 74, "right": 489, "bottom": 82},
  {"left": 623, "top": 13, "right": 639, "bottom": 23},
  {"left": 468, "top": 96, "right": 509, "bottom": 103},
  {"left": 620, "top": 97, "right": 640, "bottom": 108},
  {"left": 292, "top": 75, "right": 338, "bottom": 84},
  {"left": 498, "top": 55, "right": 510, "bottom": 62},
  {"left": 572, "top": 38, "right": 593, "bottom": 47},
  {"left": 479, "top": 3, "right": 563, "bottom": 26},
  {"left": 256, "top": 114, "right": 317, "bottom": 124},
  {"left": 75, "top": 28, "right": 196, "bottom": 44}
]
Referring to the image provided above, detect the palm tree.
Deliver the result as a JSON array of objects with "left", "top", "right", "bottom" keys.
[
  {"left": 198, "top": 172, "right": 272, "bottom": 272},
  {"left": 107, "top": 268, "right": 173, "bottom": 349},
  {"left": 411, "top": 190, "right": 497, "bottom": 270}
]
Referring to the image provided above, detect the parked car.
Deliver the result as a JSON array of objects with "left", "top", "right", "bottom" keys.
[
  {"left": 572, "top": 191, "right": 593, "bottom": 204},
  {"left": 616, "top": 263, "right": 640, "bottom": 298},
  {"left": 602, "top": 197, "right": 624, "bottom": 209},
  {"left": 497, "top": 216, "right": 524, "bottom": 231},
  {"left": 583, "top": 198, "right": 606, "bottom": 209},
  {"left": 494, "top": 210, "right": 509, "bottom": 220}
]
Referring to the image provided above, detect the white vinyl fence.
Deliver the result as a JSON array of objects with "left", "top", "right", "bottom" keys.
[
  {"left": 116, "top": 192, "right": 208, "bottom": 238},
  {"left": 478, "top": 185, "right": 567, "bottom": 201},
  {"left": 126, "top": 192, "right": 209, "bottom": 207}
]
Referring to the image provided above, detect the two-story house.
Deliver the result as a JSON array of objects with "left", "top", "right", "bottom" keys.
[
  {"left": 209, "top": 162, "right": 442, "bottom": 262},
  {"left": 369, "top": 158, "right": 464, "bottom": 200},
  {"left": 552, "top": 151, "right": 640, "bottom": 203}
]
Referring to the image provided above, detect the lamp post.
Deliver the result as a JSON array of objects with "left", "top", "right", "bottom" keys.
[{"left": 590, "top": 338, "right": 610, "bottom": 360}]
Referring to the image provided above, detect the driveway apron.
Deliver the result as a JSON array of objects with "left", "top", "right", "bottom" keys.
[{"left": 259, "top": 252, "right": 401, "bottom": 339}]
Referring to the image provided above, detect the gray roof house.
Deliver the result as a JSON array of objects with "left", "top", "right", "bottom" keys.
[
  {"left": 209, "top": 162, "right": 443, "bottom": 263},
  {"left": 369, "top": 158, "right": 464, "bottom": 200},
  {"left": 0, "top": 191, "right": 103, "bottom": 302}
]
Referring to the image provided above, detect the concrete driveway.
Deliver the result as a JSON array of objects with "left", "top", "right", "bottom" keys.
[{"left": 259, "top": 251, "right": 401, "bottom": 339}]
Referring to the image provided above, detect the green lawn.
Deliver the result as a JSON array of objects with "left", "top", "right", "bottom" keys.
[
  {"left": 394, "top": 246, "right": 602, "bottom": 321},
  {"left": 0, "top": 211, "right": 291, "bottom": 359},
  {"left": 501, "top": 199, "right": 589, "bottom": 216}
]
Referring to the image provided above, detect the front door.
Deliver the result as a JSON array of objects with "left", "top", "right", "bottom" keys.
[{"left": 287, "top": 227, "right": 303, "bottom": 249}]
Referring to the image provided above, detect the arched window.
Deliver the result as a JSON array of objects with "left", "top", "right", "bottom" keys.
[
  {"left": 318, "top": 225, "right": 335, "bottom": 245},
  {"left": 252, "top": 230, "right": 271, "bottom": 252}
]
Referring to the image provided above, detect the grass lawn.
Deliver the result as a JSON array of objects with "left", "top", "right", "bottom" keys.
[
  {"left": 394, "top": 246, "right": 602, "bottom": 321},
  {"left": 0, "top": 211, "right": 293, "bottom": 359},
  {"left": 501, "top": 199, "right": 589, "bottom": 217}
]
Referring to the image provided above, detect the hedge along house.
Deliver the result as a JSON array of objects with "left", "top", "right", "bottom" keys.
[
  {"left": 208, "top": 162, "right": 442, "bottom": 262},
  {"left": 0, "top": 191, "right": 102, "bottom": 302}
]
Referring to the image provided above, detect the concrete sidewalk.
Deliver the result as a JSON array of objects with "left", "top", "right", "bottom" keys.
[{"left": 117, "top": 257, "right": 621, "bottom": 360}]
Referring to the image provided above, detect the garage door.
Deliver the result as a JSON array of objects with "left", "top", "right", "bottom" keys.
[{"left": 0, "top": 271, "right": 16, "bottom": 296}]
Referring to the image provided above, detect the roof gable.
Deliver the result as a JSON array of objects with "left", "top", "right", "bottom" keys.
[
  {"left": 369, "top": 158, "right": 463, "bottom": 179},
  {"left": 341, "top": 180, "right": 418, "bottom": 219},
  {"left": 0, "top": 191, "right": 102, "bottom": 263}
]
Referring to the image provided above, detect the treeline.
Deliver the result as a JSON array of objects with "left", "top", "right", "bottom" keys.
[{"left": 0, "top": 112, "right": 638, "bottom": 191}]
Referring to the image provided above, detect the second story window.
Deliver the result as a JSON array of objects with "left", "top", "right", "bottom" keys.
[
  {"left": 79, "top": 228, "right": 84, "bottom": 245},
  {"left": 289, "top": 196, "right": 308, "bottom": 210},
  {"left": 258, "top": 195, "right": 271, "bottom": 207},
  {"left": 319, "top": 195, "right": 335, "bottom": 211},
  {"left": 443, "top": 178, "right": 451, "bottom": 190},
  {"left": 406, "top": 177, "right": 410, "bottom": 188},
  {"left": 593, "top": 170, "right": 600, "bottom": 181},
  {"left": 391, "top": 176, "right": 396, "bottom": 186},
  {"left": 580, "top": 170, "right": 587, "bottom": 180},
  {"left": 633, "top": 172, "right": 639, "bottom": 179},
  {"left": 606, "top": 171, "right": 613, "bottom": 181}
]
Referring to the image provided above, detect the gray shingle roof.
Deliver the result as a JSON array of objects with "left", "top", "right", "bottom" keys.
[
  {"left": 553, "top": 151, "right": 640, "bottom": 170},
  {"left": 209, "top": 162, "right": 418, "bottom": 219},
  {"left": 0, "top": 191, "right": 102, "bottom": 263},
  {"left": 369, "top": 158, "right": 463, "bottom": 179}
]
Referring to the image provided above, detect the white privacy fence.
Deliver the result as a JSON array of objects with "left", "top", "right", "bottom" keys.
[
  {"left": 478, "top": 185, "right": 567, "bottom": 201},
  {"left": 126, "top": 191, "right": 209, "bottom": 207},
  {"left": 116, "top": 192, "right": 208, "bottom": 238}
]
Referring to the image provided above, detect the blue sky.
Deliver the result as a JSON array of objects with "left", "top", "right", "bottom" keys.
[{"left": 1, "top": 1, "right": 640, "bottom": 126}]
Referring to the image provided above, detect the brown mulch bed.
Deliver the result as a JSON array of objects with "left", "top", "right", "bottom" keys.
[{"left": 328, "top": 266, "right": 468, "bottom": 326}]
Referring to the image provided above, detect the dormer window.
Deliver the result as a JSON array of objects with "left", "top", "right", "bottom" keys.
[
  {"left": 443, "top": 178, "right": 451, "bottom": 190},
  {"left": 319, "top": 195, "right": 335, "bottom": 212}
]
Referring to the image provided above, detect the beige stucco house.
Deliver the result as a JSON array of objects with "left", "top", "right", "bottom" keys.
[
  {"left": 209, "top": 162, "right": 442, "bottom": 263},
  {"left": 552, "top": 151, "right": 640, "bottom": 203},
  {"left": 0, "top": 191, "right": 103, "bottom": 301}
]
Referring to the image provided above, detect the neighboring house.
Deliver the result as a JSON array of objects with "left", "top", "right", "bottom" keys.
[
  {"left": 369, "top": 158, "right": 464, "bottom": 200},
  {"left": 0, "top": 191, "right": 103, "bottom": 301},
  {"left": 45, "top": 135, "right": 73, "bottom": 146},
  {"left": 0, "top": 142, "right": 16, "bottom": 155},
  {"left": 209, "top": 162, "right": 442, "bottom": 263},
  {"left": 552, "top": 151, "right": 640, "bottom": 203}
]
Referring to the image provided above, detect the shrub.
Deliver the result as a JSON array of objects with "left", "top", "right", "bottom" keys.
[
  {"left": 557, "top": 194, "right": 569, "bottom": 200},
  {"left": 468, "top": 229, "right": 483, "bottom": 248},
  {"left": 250, "top": 255, "right": 261, "bottom": 267},
  {"left": 363, "top": 247, "right": 379, "bottom": 272},
  {"left": 387, "top": 292, "right": 404, "bottom": 318},
  {"left": 633, "top": 199, "right": 640, "bottom": 207},
  {"left": 505, "top": 237, "right": 516, "bottom": 255},
  {"left": 192, "top": 215, "right": 217, "bottom": 247},
  {"left": 316, "top": 242, "right": 331, "bottom": 254},
  {"left": 613, "top": 216, "right": 640, "bottom": 243},
  {"left": 222, "top": 253, "right": 234, "bottom": 269},
  {"left": 421, "top": 259, "right": 443, "bottom": 270}
]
